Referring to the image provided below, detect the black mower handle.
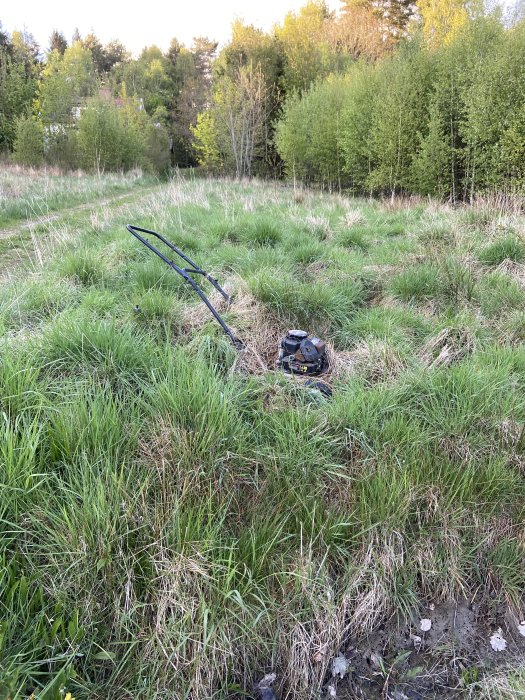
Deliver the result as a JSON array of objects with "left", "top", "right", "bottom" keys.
[
  {"left": 127, "top": 224, "right": 244, "bottom": 350},
  {"left": 126, "top": 224, "right": 229, "bottom": 300}
]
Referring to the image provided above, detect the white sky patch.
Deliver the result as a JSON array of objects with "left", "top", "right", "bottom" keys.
[{"left": 1, "top": 0, "right": 343, "bottom": 56}]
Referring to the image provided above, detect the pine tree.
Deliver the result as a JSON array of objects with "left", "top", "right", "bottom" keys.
[
  {"left": 342, "top": 0, "right": 417, "bottom": 40},
  {"left": 49, "top": 30, "right": 68, "bottom": 56},
  {"left": 82, "top": 33, "right": 105, "bottom": 75}
]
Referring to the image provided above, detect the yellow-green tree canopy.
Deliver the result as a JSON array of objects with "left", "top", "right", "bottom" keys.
[{"left": 417, "top": 0, "right": 482, "bottom": 47}]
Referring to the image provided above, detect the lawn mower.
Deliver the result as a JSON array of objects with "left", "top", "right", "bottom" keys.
[{"left": 127, "top": 224, "right": 330, "bottom": 388}]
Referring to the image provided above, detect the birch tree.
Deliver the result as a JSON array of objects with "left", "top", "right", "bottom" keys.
[{"left": 193, "top": 63, "right": 274, "bottom": 177}]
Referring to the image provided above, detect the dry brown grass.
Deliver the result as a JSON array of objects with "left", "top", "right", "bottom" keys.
[
  {"left": 340, "top": 208, "right": 366, "bottom": 229},
  {"left": 472, "top": 192, "right": 525, "bottom": 218},
  {"left": 338, "top": 339, "right": 406, "bottom": 384},
  {"left": 379, "top": 194, "right": 426, "bottom": 212},
  {"left": 180, "top": 278, "right": 365, "bottom": 393},
  {"left": 420, "top": 327, "right": 476, "bottom": 368},
  {"left": 496, "top": 259, "right": 525, "bottom": 289}
]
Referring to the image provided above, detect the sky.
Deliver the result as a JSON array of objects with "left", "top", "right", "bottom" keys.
[{"left": 1, "top": 0, "right": 344, "bottom": 56}]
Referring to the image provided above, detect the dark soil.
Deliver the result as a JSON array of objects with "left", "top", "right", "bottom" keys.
[{"left": 319, "top": 598, "right": 525, "bottom": 699}]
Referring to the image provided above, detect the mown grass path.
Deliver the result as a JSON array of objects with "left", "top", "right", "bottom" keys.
[
  {"left": 0, "top": 182, "right": 164, "bottom": 278},
  {"left": 0, "top": 183, "right": 163, "bottom": 241}
]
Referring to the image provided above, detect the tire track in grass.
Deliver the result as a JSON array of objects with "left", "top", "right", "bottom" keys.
[
  {"left": 0, "top": 184, "right": 163, "bottom": 241},
  {"left": 0, "top": 183, "right": 165, "bottom": 280}
]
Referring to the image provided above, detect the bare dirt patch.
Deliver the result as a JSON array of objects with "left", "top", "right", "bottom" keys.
[{"left": 317, "top": 599, "right": 525, "bottom": 700}]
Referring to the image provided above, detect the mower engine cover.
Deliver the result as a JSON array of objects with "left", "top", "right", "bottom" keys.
[{"left": 278, "top": 330, "right": 328, "bottom": 376}]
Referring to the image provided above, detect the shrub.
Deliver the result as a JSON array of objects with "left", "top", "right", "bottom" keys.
[
  {"left": 144, "top": 122, "right": 171, "bottom": 174},
  {"left": 76, "top": 97, "right": 156, "bottom": 173},
  {"left": 12, "top": 116, "right": 44, "bottom": 167},
  {"left": 275, "top": 74, "right": 352, "bottom": 188}
]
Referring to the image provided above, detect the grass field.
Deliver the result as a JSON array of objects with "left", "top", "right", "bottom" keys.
[
  {"left": 1, "top": 170, "right": 525, "bottom": 699},
  {"left": 0, "top": 166, "right": 156, "bottom": 228}
]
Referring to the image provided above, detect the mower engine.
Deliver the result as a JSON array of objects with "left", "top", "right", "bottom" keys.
[{"left": 278, "top": 330, "right": 328, "bottom": 376}]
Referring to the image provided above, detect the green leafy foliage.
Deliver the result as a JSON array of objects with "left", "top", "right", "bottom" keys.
[
  {"left": 277, "top": 13, "right": 525, "bottom": 198},
  {"left": 12, "top": 115, "right": 44, "bottom": 166}
]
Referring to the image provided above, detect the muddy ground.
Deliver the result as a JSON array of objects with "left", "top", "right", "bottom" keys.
[{"left": 314, "top": 598, "right": 525, "bottom": 699}]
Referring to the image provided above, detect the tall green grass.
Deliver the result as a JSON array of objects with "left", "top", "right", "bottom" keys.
[
  {"left": 1, "top": 175, "right": 525, "bottom": 699},
  {"left": 0, "top": 167, "right": 155, "bottom": 227}
]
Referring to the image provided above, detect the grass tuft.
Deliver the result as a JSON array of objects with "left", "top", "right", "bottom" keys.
[
  {"left": 242, "top": 217, "right": 282, "bottom": 247},
  {"left": 479, "top": 236, "right": 525, "bottom": 266},
  {"left": 58, "top": 249, "right": 105, "bottom": 286},
  {"left": 389, "top": 264, "right": 443, "bottom": 302}
]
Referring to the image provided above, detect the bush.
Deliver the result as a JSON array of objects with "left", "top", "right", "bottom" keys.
[
  {"left": 276, "top": 74, "right": 352, "bottom": 188},
  {"left": 144, "top": 122, "right": 171, "bottom": 174},
  {"left": 76, "top": 98, "right": 146, "bottom": 172},
  {"left": 12, "top": 116, "right": 44, "bottom": 167}
]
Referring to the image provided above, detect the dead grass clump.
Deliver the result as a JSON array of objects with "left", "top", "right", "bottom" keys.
[
  {"left": 305, "top": 214, "right": 331, "bottom": 240},
  {"left": 440, "top": 435, "right": 473, "bottom": 463},
  {"left": 166, "top": 180, "right": 211, "bottom": 209},
  {"left": 279, "top": 559, "right": 350, "bottom": 697},
  {"left": 182, "top": 278, "right": 362, "bottom": 388},
  {"left": 89, "top": 206, "right": 113, "bottom": 233},
  {"left": 304, "top": 260, "right": 330, "bottom": 277},
  {"left": 340, "top": 208, "right": 366, "bottom": 228},
  {"left": 138, "top": 417, "right": 202, "bottom": 503},
  {"left": 424, "top": 199, "right": 455, "bottom": 215},
  {"left": 380, "top": 194, "right": 424, "bottom": 212},
  {"left": 0, "top": 182, "right": 24, "bottom": 200},
  {"left": 243, "top": 196, "right": 255, "bottom": 212},
  {"left": 420, "top": 327, "right": 475, "bottom": 368},
  {"left": 473, "top": 669, "right": 525, "bottom": 699},
  {"left": 325, "top": 344, "right": 355, "bottom": 382},
  {"left": 293, "top": 188, "right": 306, "bottom": 204},
  {"left": 346, "top": 532, "right": 407, "bottom": 634},
  {"left": 347, "top": 340, "right": 406, "bottom": 383},
  {"left": 147, "top": 545, "right": 243, "bottom": 700},
  {"left": 229, "top": 297, "right": 281, "bottom": 376},
  {"left": 181, "top": 282, "right": 233, "bottom": 334},
  {"left": 495, "top": 258, "right": 525, "bottom": 289},
  {"left": 182, "top": 277, "right": 281, "bottom": 375},
  {"left": 472, "top": 192, "right": 525, "bottom": 218}
]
